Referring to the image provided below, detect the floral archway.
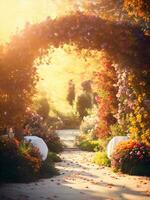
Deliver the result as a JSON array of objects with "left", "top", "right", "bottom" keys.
[{"left": 0, "top": 13, "right": 150, "bottom": 144}]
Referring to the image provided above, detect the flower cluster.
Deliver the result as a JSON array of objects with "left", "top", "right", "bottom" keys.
[
  {"left": 126, "top": 69, "right": 150, "bottom": 145},
  {"left": 111, "top": 140, "right": 150, "bottom": 175},
  {"left": 113, "top": 64, "right": 150, "bottom": 145},
  {"left": 95, "top": 55, "right": 118, "bottom": 138}
]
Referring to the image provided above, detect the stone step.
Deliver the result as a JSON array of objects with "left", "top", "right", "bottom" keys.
[{"left": 63, "top": 147, "right": 79, "bottom": 151}]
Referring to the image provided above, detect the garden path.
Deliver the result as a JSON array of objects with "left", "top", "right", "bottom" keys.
[{"left": 0, "top": 129, "right": 150, "bottom": 200}]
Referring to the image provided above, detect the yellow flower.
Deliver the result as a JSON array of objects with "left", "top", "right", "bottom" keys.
[
  {"left": 136, "top": 114, "right": 142, "bottom": 123},
  {"left": 138, "top": 95, "right": 142, "bottom": 103},
  {"left": 129, "top": 127, "right": 138, "bottom": 134},
  {"left": 131, "top": 119, "right": 136, "bottom": 125},
  {"left": 140, "top": 123, "right": 145, "bottom": 128}
]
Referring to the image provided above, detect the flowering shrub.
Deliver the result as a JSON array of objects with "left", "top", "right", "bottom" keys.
[
  {"left": 127, "top": 69, "right": 150, "bottom": 145},
  {"left": 0, "top": 137, "right": 59, "bottom": 182},
  {"left": 0, "top": 138, "right": 42, "bottom": 182},
  {"left": 24, "top": 111, "right": 48, "bottom": 136},
  {"left": 38, "top": 132, "right": 63, "bottom": 153},
  {"left": 111, "top": 140, "right": 150, "bottom": 176},
  {"left": 110, "top": 123, "right": 126, "bottom": 137},
  {"left": 24, "top": 111, "right": 63, "bottom": 153},
  {"left": 95, "top": 55, "right": 118, "bottom": 138},
  {"left": 113, "top": 65, "right": 150, "bottom": 146},
  {"left": 80, "top": 110, "right": 98, "bottom": 137}
]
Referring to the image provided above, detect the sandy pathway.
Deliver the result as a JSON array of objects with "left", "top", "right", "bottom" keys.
[{"left": 0, "top": 130, "right": 150, "bottom": 200}]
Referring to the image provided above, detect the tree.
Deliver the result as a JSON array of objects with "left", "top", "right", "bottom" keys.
[
  {"left": 37, "top": 98, "right": 50, "bottom": 120},
  {"left": 76, "top": 80, "right": 93, "bottom": 119}
]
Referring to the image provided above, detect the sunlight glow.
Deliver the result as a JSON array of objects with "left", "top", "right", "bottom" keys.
[
  {"left": 0, "top": 0, "right": 101, "bottom": 114},
  {"left": 0, "top": 0, "right": 76, "bottom": 42},
  {"left": 36, "top": 46, "right": 102, "bottom": 114}
]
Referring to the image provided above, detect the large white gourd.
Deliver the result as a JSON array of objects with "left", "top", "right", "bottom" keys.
[
  {"left": 107, "top": 136, "right": 129, "bottom": 159},
  {"left": 24, "top": 136, "right": 48, "bottom": 161}
]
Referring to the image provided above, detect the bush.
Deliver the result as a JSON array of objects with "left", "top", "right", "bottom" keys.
[
  {"left": 38, "top": 132, "right": 63, "bottom": 153},
  {"left": 80, "top": 110, "right": 98, "bottom": 138},
  {"left": 37, "top": 97, "right": 50, "bottom": 120},
  {"left": 93, "top": 152, "right": 110, "bottom": 167},
  {"left": 40, "top": 152, "right": 59, "bottom": 178},
  {"left": 98, "top": 138, "right": 111, "bottom": 152},
  {"left": 24, "top": 111, "right": 50, "bottom": 136},
  {"left": 0, "top": 138, "right": 42, "bottom": 182},
  {"left": 24, "top": 112, "right": 63, "bottom": 153},
  {"left": 47, "top": 152, "right": 61, "bottom": 163},
  {"left": 111, "top": 140, "right": 150, "bottom": 176},
  {"left": 76, "top": 139, "right": 100, "bottom": 152},
  {"left": 0, "top": 138, "right": 60, "bottom": 183},
  {"left": 47, "top": 116, "right": 63, "bottom": 129},
  {"left": 57, "top": 113, "right": 80, "bottom": 129},
  {"left": 110, "top": 123, "right": 127, "bottom": 137}
]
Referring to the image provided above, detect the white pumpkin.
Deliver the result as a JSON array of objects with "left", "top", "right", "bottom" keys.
[
  {"left": 24, "top": 136, "right": 48, "bottom": 161},
  {"left": 107, "top": 136, "right": 129, "bottom": 159}
]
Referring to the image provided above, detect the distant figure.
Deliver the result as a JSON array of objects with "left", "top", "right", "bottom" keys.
[
  {"left": 76, "top": 80, "right": 93, "bottom": 119},
  {"left": 67, "top": 80, "right": 75, "bottom": 106}
]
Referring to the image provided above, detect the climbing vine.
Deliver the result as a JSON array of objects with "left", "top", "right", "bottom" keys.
[{"left": 0, "top": 13, "right": 149, "bottom": 138}]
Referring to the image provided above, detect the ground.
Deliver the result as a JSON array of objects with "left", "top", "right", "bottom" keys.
[{"left": 0, "top": 130, "right": 150, "bottom": 200}]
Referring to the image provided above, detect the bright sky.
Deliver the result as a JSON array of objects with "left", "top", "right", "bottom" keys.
[{"left": 0, "top": 0, "right": 78, "bottom": 42}]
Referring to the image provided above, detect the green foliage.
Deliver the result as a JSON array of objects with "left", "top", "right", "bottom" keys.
[
  {"left": 98, "top": 138, "right": 111, "bottom": 152},
  {"left": 110, "top": 123, "right": 126, "bottom": 137},
  {"left": 40, "top": 153, "right": 59, "bottom": 178},
  {"left": 47, "top": 152, "right": 61, "bottom": 163},
  {"left": 37, "top": 132, "right": 63, "bottom": 153},
  {"left": 93, "top": 151, "right": 110, "bottom": 167},
  {"left": 76, "top": 91, "right": 93, "bottom": 119},
  {"left": 76, "top": 139, "right": 100, "bottom": 152},
  {"left": 56, "top": 112, "right": 80, "bottom": 129},
  {"left": 37, "top": 98, "right": 50, "bottom": 120}
]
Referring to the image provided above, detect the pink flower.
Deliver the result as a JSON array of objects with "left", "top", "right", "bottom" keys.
[{"left": 137, "top": 151, "right": 141, "bottom": 156}]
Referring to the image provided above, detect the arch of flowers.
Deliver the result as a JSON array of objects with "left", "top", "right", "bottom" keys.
[{"left": 0, "top": 13, "right": 150, "bottom": 144}]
